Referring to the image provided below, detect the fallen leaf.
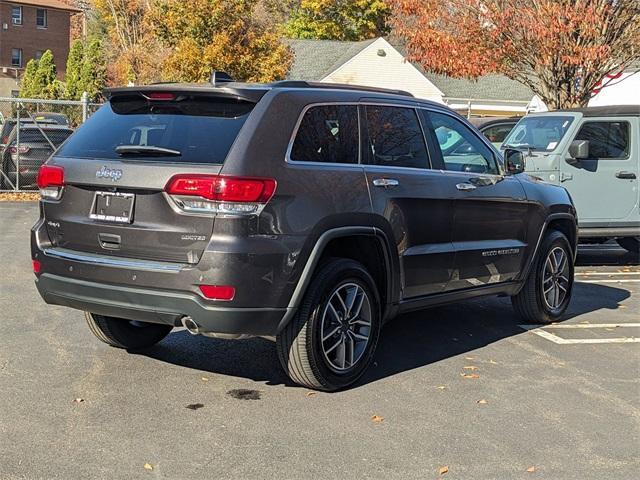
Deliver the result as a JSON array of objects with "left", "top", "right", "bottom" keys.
[
  {"left": 488, "top": 360, "right": 498, "bottom": 365},
  {"left": 185, "top": 403, "right": 204, "bottom": 410},
  {"left": 526, "top": 466, "right": 536, "bottom": 473},
  {"left": 371, "top": 415, "right": 384, "bottom": 424},
  {"left": 201, "top": 376, "right": 209, "bottom": 382},
  {"left": 306, "top": 391, "right": 317, "bottom": 397},
  {"left": 477, "top": 399, "right": 488, "bottom": 404},
  {"left": 437, "top": 385, "right": 447, "bottom": 390},
  {"left": 460, "top": 373, "right": 480, "bottom": 379},
  {"left": 144, "top": 463, "right": 153, "bottom": 471},
  {"left": 463, "top": 366, "right": 478, "bottom": 371},
  {"left": 438, "top": 465, "right": 449, "bottom": 475},
  {"left": 619, "top": 305, "right": 627, "bottom": 309},
  {"left": 72, "top": 398, "right": 84, "bottom": 403},
  {"left": 465, "top": 356, "right": 475, "bottom": 360}
]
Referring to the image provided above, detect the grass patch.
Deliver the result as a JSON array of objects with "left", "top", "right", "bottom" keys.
[{"left": 0, "top": 192, "right": 39, "bottom": 202}]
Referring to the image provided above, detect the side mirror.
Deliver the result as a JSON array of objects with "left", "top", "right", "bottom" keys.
[
  {"left": 567, "top": 140, "right": 589, "bottom": 164},
  {"left": 504, "top": 148, "right": 526, "bottom": 174}
]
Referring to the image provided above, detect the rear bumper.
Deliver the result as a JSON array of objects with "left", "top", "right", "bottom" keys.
[{"left": 36, "top": 273, "right": 287, "bottom": 336}]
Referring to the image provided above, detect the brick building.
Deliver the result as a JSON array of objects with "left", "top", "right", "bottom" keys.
[{"left": 0, "top": 0, "right": 80, "bottom": 97}]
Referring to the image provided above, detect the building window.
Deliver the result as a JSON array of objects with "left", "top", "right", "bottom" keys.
[
  {"left": 36, "top": 9, "right": 47, "bottom": 28},
  {"left": 12, "top": 6, "right": 23, "bottom": 25},
  {"left": 35, "top": 51, "right": 44, "bottom": 60},
  {"left": 11, "top": 48, "right": 22, "bottom": 67}
]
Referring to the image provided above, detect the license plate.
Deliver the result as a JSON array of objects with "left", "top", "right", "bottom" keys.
[{"left": 90, "top": 192, "right": 135, "bottom": 223}]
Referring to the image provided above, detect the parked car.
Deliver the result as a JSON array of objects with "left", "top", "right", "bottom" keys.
[
  {"left": 1, "top": 125, "right": 74, "bottom": 189},
  {"left": 502, "top": 106, "right": 639, "bottom": 253},
  {"left": 1, "top": 112, "right": 69, "bottom": 147},
  {"left": 470, "top": 117, "right": 519, "bottom": 148},
  {"left": 32, "top": 77, "right": 577, "bottom": 391}
]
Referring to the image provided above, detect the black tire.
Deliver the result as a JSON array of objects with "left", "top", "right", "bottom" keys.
[
  {"left": 616, "top": 237, "right": 640, "bottom": 255},
  {"left": 276, "top": 258, "right": 381, "bottom": 391},
  {"left": 512, "top": 230, "right": 574, "bottom": 324},
  {"left": 85, "top": 312, "right": 173, "bottom": 350}
]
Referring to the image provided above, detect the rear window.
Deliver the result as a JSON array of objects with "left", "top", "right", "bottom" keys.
[
  {"left": 11, "top": 129, "right": 73, "bottom": 146},
  {"left": 56, "top": 94, "right": 254, "bottom": 163}
]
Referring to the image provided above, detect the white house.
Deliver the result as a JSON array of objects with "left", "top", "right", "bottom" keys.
[{"left": 286, "top": 38, "right": 640, "bottom": 117}]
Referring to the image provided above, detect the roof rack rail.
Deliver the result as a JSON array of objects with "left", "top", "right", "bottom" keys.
[{"left": 270, "top": 80, "right": 414, "bottom": 98}]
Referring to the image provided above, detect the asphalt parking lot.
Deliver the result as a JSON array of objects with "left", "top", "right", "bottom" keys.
[{"left": 1, "top": 202, "right": 638, "bottom": 480}]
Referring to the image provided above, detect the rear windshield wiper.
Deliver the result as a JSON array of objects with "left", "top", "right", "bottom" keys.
[{"left": 115, "top": 145, "right": 181, "bottom": 156}]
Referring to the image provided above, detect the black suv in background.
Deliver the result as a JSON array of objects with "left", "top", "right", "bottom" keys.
[{"left": 32, "top": 77, "right": 577, "bottom": 391}]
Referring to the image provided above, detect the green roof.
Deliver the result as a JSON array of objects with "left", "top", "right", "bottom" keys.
[
  {"left": 284, "top": 39, "right": 377, "bottom": 81},
  {"left": 428, "top": 74, "right": 534, "bottom": 102}
]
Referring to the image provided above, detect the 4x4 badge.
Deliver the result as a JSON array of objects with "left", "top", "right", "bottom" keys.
[{"left": 96, "top": 166, "right": 123, "bottom": 182}]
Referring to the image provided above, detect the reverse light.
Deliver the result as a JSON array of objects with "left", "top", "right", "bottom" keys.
[
  {"left": 198, "top": 285, "right": 235, "bottom": 301},
  {"left": 37, "top": 165, "right": 65, "bottom": 200},
  {"left": 165, "top": 175, "right": 276, "bottom": 215}
]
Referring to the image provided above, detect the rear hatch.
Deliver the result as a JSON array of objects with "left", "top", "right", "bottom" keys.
[{"left": 40, "top": 90, "right": 257, "bottom": 264}]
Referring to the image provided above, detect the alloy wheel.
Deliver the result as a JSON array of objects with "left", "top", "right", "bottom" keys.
[
  {"left": 542, "top": 246, "right": 571, "bottom": 310},
  {"left": 320, "top": 282, "right": 372, "bottom": 372}
]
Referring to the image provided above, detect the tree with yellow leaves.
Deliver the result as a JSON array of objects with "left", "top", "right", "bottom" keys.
[{"left": 147, "top": 0, "right": 292, "bottom": 83}]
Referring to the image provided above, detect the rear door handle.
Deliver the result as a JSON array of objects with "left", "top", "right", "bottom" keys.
[
  {"left": 372, "top": 178, "right": 399, "bottom": 188},
  {"left": 615, "top": 171, "right": 637, "bottom": 179},
  {"left": 456, "top": 182, "right": 477, "bottom": 191}
]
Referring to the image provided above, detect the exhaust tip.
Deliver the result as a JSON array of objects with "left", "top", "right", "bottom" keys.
[{"left": 181, "top": 316, "right": 200, "bottom": 335}]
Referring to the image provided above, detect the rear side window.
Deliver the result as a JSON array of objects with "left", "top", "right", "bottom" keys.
[
  {"left": 574, "top": 121, "right": 630, "bottom": 159},
  {"left": 364, "top": 105, "right": 429, "bottom": 169},
  {"left": 428, "top": 111, "right": 499, "bottom": 175},
  {"left": 56, "top": 94, "right": 254, "bottom": 163},
  {"left": 290, "top": 105, "right": 359, "bottom": 163}
]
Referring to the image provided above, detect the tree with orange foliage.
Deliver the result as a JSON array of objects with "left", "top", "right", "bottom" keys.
[
  {"left": 390, "top": 0, "right": 640, "bottom": 109},
  {"left": 148, "top": 0, "right": 292, "bottom": 83},
  {"left": 93, "top": 0, "right": 163, "bottom": 85}
]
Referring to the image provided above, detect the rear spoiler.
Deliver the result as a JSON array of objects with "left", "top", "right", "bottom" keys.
[{"left": 105, "top": 84, "right": 268, "bottom": 104}]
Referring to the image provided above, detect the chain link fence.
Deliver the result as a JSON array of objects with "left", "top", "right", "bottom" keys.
[{"left": 0, "top": 95, "right": 102, "bottom": 191}]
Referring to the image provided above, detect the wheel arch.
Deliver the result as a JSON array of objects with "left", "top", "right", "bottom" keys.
[{"left": 276, "top": 226, "right": 399, "bottom": 333}]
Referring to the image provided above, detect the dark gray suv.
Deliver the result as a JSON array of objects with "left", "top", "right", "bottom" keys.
[{"left": 31, "top": 78, "right": 578, "bottom": 390}]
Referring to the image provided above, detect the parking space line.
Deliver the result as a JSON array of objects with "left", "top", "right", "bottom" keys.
[
  {"left": 576, "top": 272, "right": 640, "bottom": 276},
  {"left": 519, "top": 324, "right": 640, "bottom": 345},
  {"left": 542, "top": 323, "right": 640, "bottom": 329},
  {"left": 579, "top": 279, "right": 640, "bottom": 283}
]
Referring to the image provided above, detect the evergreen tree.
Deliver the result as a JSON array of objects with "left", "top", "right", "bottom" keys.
[
  {"left": 18, "top": 59, "right": 39, "bottom": 98},
  {"left": 23, "top": 50, "right": 61, "bottom": 99},
  {"left": 79, "top": 38, "right": 107, "bottom": 101},
  {"left": 65, "top": 40, "right": 85, "bottom": 100}
]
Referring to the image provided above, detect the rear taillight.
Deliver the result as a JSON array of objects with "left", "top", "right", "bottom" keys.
[
  {"left": 32, "top": 259, "right": 41, "bottom": 275},
  {"left": 37, "top": 165, "right": 65, "bottom": 200},
  {"left": 165, "top": 175, "right": 276, "bottom": 215},
  {"left": 9, "top": 146, "right": 30, "bottom": 155}
]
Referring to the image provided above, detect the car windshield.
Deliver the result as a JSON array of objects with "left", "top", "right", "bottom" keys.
[{"left": 502, "top": 115, "right": 574, "bottom": 152}]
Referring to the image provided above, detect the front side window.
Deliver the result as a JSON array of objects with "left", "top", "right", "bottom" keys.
[
  {"left": 482, "top": 123, "right": 516, "bottom": 145},
  {"left": 574, "top": 121, "right": 630, "bottom": 159},
  {"left": 503, "top": 115, "right": 574, "bottom": 152},
  {"left": 290, "top": 105, "right": 359, "bottom": 164},
  {"left": 36, "top": 9, "right": 47, "bottom": 28},
  {"left": 364, "top": 105, "right": 429, "bottom": 169},
  {"left": 11, "top": 6, "right": 22, "bottom": 25},
  {"left": 11, "top": 48, "right": 22, "bottom": 67},
  {"left": 428, "top": 111, "right": 499, "bottom": 174}
]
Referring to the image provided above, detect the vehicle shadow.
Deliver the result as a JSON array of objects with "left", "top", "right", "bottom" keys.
[
  {"left": 576, "top": 243, "right": 639, "bottom": 266},
  {"left": 138, "top": 278, "right": 630, "bottom": 390}
]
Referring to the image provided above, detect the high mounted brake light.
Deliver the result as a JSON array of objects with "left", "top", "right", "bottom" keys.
[
  {"left": 143, "top": 92, "right": 176, "bottom": 101},
  {"left": 165, "top": 174, "right": 276, "bottom": 215},
  {"left": 37, "top": 165, "right": 65, "bottom": 200}
]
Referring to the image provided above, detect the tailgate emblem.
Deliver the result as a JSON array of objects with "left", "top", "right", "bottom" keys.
[{"left": 96, "top": 166, "right": 123, "bottom": 182}]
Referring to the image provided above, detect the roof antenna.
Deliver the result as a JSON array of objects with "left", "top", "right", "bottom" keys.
[{"left": 210, "top": 71, "right": 233, "bottom": 86}]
